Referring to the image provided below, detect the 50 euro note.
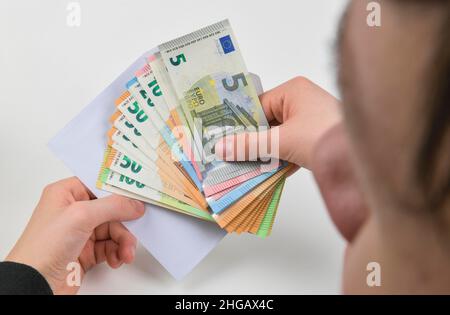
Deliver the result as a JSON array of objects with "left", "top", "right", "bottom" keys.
[
  {"left": 114, "top": 91, "right": 202, "bottom": 191},
  {"left": 158, "top": 19, "right": 277, "bottom": 196},
  {"left": 108, "top": 127, "right": 154, "bottom": 169},
  {"left": 101, "top": 145, "right": 205, "bottom": 210},
  {"left": 108, "top": 111, "right": 207, "bottom": 208},
  {"left": 105, "top": 124, "right": 285, "bottom": 235},
  {"left": 107, "top": 131, "right": 206, "bottom": 208},
  {"left": 125, "top": 76, "right": 203, "bottom": 186}
]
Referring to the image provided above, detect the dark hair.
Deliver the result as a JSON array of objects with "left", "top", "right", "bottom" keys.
[{"left": 417, "top": 2, "right": 450, "bottom": 212}]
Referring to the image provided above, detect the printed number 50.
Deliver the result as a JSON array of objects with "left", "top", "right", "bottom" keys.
[
  {"left": 222, "top": 73, "right": 248, "bottom": 91},
  {"left": 170, "top": 54, "right": 186, "bottom": 66}
]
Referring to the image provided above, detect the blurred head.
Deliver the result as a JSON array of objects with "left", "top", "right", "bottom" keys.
[{"left": 337, "top": 0, "right": 450, "bottom": 293}]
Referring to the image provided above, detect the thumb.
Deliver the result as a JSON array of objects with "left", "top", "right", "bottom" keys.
[
  {"left": 68, "top": 195, "right": 145, "bottom": 231},
  {"left": 214, "top": 126, "right": 289, "bottom": 162}
]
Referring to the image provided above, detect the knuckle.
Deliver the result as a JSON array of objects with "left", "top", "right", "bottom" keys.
[
  {"left": 291, "top": 76, "right": 311, "bottom": 88},
  {"left": 42, "top": 182, "right": 61, "bottom": 195},
  {"left": 42, "top": 177, "right": 78, "bottom": 196},
  {"left": 118, "top": 197, "right": 130, "bottom": 211},
  {"left": 112, "top": 195, "right": 132, "bottom": 211}
]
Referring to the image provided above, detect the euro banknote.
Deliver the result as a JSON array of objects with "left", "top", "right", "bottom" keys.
[
  {"left": 95, "top": 19, "right": 289, "bottom": 236},
  {"left": 159, "top": 20, "right": 272, "bottom": 194}
]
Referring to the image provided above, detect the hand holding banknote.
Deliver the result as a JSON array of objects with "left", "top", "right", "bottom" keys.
[
  {"left": 214, "top": 77, "right": 342, "bottom": 170},
  {"left": 5, "top": 177, "right": 145, "bottom": 294},
  {"left": 96, "top": 20, "right": 299, "bottom": 236}
]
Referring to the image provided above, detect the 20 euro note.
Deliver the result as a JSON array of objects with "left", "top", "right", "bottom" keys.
[{"left": 158, "top": 19, "right": 277, "bottom": 196}]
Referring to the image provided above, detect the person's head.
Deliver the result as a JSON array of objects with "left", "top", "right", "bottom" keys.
[{"left": 337, "top": 0, "right": 450, "bottom": 293}]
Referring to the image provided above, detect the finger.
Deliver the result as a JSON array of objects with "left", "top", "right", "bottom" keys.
[
  {"left": 93, "top": 241, "right": 108, "bottom": 265},
  {"left": 109, "top": 222, "right": 137, "bottom": 264},
  {"left": 63, "top": 177, "right": 95, "bottom": 201},
  {"left": 214, "top": 126, "right": 289, "bottom": 162},
  {"left": 105, "top": 240, "right": 122, "bottom": 269},
  {"left": 93, "top": 222, "right": 137, "bottom": 263},
  {"left": 258, "top": 79, "right": 298, "bottom": 124},
  {"left": 259, "top": 89, "right": 282, "bottom": 124},
  {"left": 41, "top": 177, "right": 92, "bottom": 207},
  {"left": 68, "top": 195, "right": 145, "bottom": 232},
  {"left": 78, "top": 239, "right": 99, "bottom": 272},
  {"left": 93, "top": 222, "right": 110, "bottom": 241},
  {"left": 91, "top": 240, "right": 123, "bottom": 269}
]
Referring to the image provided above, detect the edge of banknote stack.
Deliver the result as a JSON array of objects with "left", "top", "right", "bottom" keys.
[{"left": 96, "top": 19, "right": 291, "bottom": 238}]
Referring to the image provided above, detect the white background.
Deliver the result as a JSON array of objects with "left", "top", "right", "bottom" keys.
[{"left": 0, "top": 0, "right": 348, "bottom": 294}]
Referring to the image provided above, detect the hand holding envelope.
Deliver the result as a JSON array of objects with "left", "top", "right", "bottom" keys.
[{"left": 49, "top": 20, "right": 290, "bottom": 279}]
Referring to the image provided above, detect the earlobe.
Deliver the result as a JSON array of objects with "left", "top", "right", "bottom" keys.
[{"left": 311, "top": 124, "right": 369, "bottom": 242}]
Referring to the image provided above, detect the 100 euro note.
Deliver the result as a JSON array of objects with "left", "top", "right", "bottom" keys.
[
  {"left": 158, "top": 19, "right": 280, "bottom": 198},
  {"left": 96, "top": 155, "right": 213, "bottom": 222}
]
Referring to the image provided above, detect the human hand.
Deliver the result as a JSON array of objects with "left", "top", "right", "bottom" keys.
[
  {"left": 5, "top": 177, "right": 145, "bottom": 295},
  {"left": 214, "top": 77, "right": 341, "bottom": 171}
]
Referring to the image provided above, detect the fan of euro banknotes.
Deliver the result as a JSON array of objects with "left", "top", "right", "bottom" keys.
[{"left": 96, "top": 20, "right": 292, "bottom": 237}]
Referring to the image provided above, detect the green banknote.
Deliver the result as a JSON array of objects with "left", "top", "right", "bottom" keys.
[{"left": 159, "top": 19, "right": 272, "bottom": 193}]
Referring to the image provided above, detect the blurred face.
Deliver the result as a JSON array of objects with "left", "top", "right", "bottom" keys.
[
  {"left": 338, "top": 1, "right": 449, "bottom": 293},
  {"left": 339, "top": 0, "right": 444, "bottom": 211}
]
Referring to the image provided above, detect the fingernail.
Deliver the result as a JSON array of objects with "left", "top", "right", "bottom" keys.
[
  {"left": 214, "top": 137, "right": 234, "bottom": 160},
  {"left": 130, "top": 245, "right": 136, "bottom": 261},
  {"left": 131, "top": 199, "right": 145, "bottom": 213}
]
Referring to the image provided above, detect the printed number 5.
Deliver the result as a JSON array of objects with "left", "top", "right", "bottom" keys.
[
  {"left": 222, "top": 73, "right": 248, "bottom": 91},
  {"left": 170, "top": 53, "right": 186, "bottom": 66}
]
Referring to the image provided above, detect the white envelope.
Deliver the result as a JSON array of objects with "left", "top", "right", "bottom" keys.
[{"left": 48, "top": 49, "right": 263, "bottom": 280}]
